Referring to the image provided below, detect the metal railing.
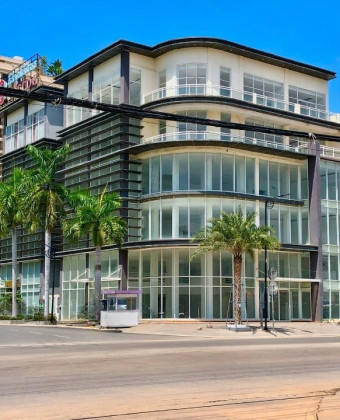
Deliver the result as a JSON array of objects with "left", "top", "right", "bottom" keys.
[
  {"left": 142, "top": 131, "right": 312, "bottom": 155},
  {"left": 143, "top": 84, "right": 335, "bottom": 121}
]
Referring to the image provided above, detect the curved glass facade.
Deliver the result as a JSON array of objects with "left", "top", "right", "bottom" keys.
[
  {"left": 141, "top": 197, "right": 309, "bottom": 245},
  {"left": 142, "top": 152, "right": 308, "bottom": 199}
]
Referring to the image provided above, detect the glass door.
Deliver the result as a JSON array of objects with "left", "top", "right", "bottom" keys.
[
  {"left": 279, "top": 290, "right": 290, "bottom": 320},
  {"left": 272, "top": 289, "right": 290, "bottom": 321}
]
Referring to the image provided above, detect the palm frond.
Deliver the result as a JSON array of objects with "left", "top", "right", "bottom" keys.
[{"left": 192, "top": 206, "right": 280, "bottom": 260}]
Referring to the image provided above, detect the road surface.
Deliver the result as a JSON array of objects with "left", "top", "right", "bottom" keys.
[{"left": 0, "top": 325, "right": 339, "bottom": 419}]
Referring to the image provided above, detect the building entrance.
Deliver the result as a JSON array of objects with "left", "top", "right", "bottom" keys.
[{"left": 260, "top": 281, "right": 311, "bottom": 321}]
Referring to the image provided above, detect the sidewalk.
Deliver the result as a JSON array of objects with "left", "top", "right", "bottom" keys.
[{"left": 122, "top": 320, "right": 340, "bottom": 339}]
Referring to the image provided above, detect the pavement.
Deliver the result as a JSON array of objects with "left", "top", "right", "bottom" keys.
[{"left": 121, "top": 319, "right": 340, "bottom": 339}]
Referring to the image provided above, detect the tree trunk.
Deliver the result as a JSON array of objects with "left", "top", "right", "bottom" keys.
[
  {"left": 94, "top": 245, "right": 102, "bottom": 322},
  {"left": 44, "top": 230, "right": 51, "bottom": 318},
  {"left": 11, "top": 228, "right": 18, "bottom": 318},
  {"left": 233, "top": 254, "right": 242, "bottom": 325}
]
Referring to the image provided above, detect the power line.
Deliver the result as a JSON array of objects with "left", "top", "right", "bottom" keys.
[{"left": 1, "top": 85, "right": 340, "bottom": 142}]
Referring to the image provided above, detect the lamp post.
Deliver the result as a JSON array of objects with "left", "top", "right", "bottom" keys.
[
  {"left": 263, "top": 194, "right": 289, "bottom": 331},
  {"left": 43, "top": 242, "right": 57, "bottom": 324},
  {"left": 268, "top": 267, "right": 278, "bottom": 331},
  {"left": 263, "top": 199, "right": 274, "bottom": 331}
]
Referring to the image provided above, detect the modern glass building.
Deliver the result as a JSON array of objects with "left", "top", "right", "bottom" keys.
[{"left": 1, "top": 38, "right": 340, "bottom": 321}]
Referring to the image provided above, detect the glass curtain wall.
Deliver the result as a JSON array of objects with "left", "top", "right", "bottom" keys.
[
  {"left": 62, "top": 251, "right": 119, "bottom": 320},
  {"left": 321, "top": 160, "right": 340, "bottom": 319},
  {"left": 128, "top": 248, "right": 255, "bottom": 320},
  {"left": 142, "top": 152, "right": 307, "bottom": 199},
  {"left": 141, "top": 197, "right": 308, "bottom": 245}
]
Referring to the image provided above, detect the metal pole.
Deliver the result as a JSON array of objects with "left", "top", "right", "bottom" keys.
[
  {"left": 264, "top": 200, "right": 268, "bottom": 331},
  {"left": 272, "top": 288, "right": 275, "bottom": 332},
  {"left": 50, "top": 250, "right": 56, "bottom": 324}
]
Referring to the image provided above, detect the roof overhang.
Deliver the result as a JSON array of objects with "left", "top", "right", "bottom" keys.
[{"left": 55, "top": 37, "right": 336, "bottom": 84}]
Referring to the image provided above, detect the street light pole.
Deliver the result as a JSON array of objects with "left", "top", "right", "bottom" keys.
[
  {"left": 43, "top": 242, "right": 57, "bottom": 324},
  {"left": 263, "top": 194, "right": 289, "bottom": 331},
  {"left": 264, "top": 199, "right": 273, "bottom": 331}
]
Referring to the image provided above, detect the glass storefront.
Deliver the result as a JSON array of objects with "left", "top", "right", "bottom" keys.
[{"left": 128, "top": 248, "right": 312, "bottom": 321}]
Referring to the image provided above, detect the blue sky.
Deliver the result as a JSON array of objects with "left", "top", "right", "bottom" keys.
[{"left": 3, "top": 0, "right": 340, "bottom": 111}]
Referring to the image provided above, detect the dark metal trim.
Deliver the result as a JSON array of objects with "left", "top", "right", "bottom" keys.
[
  {"left": 55, "top": 38, "right": 335, "bottom": 83},
  {"left": 140, "top": 191, "right": 304, "bottom": 206}
]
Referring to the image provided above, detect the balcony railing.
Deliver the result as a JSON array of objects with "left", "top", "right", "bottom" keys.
[
  {"left": 142, "top": 131, "right": 312, "bottom": 155},
  {"left": 143, "top": 84, "right": 336, "bottom": 122}
]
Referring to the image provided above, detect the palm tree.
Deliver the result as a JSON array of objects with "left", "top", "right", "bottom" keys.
[
  {"left": 63, "top": 188, "right": 126, "bottom": 322},
  {"left": 24, "top": 145, "right": 70, "bottom": 318},
  {"left": 192, "top": 207, "right": 280, "bottom": 326},
  {"left": 0, "top": 168, "right": 28, "bottom": 317}
]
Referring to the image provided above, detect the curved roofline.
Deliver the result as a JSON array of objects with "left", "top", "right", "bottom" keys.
[{"left": 55, "top": 37, "right": 336, "bottom": 84}]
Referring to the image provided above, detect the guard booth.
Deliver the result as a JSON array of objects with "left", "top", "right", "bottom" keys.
[{"left": 100, "top": 290, "right": 141, "bottom": 328}]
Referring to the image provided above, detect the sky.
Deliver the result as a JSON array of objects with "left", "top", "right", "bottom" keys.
[{"left": 2, "top": 0, "right": 340, "bottom": 112}]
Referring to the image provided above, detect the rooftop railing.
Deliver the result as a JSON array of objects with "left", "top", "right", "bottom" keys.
[{"left": 143, "top": 84, "right": 337, "bottom": 122}]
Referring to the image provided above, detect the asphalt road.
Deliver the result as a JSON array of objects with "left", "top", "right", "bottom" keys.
[{"left": 0, "top": 325, "right": 340, "bottom": 419}]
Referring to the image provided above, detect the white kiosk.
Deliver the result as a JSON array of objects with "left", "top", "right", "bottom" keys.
[{"left": 100, "top": 290, "right": 141, "bottom": 328}]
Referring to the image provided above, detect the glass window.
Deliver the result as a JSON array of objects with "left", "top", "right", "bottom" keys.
[
  {"left": 177, "top": 63, "right": 207, "bottom": 95},
  {"left": 220, "top": 67, "right": 231, "bottom": 97},
  {"left": 93, "top": 71, "right": 120, "bottom": 105},
  {"left": 269, "top": 162, "right": 279, "bottom": 197},
  {"left": 67, "top": 86, "right": 89, "bottom": 126},
  {"left": 259, "top": 160, "right": 268, "bottom": 196},
  {"left": 211, "top": 154, "right": 221, "bottom": 190},
  {"left": 162, "top": 207, "right": 172, "bottom": 238},
  {"left": 161, "top": 155, "right": 173, "bottom": 192},
  {"left": 178, "top": 110, "right": 207, "bottom": 138},
  {"left": 290, "top": 166, "right": 298, "bottom": 199},
  {"left": 142, "top": 160, "right": 149, "bottom": 195},
  {"left": 320, "top": 165, "right": 327, "bottom": 199},
  {"left": 141, "top": 208, "right": 149, "bottom": 240},
  {"left": 330, "top": 255, "right": 338, "bottom": 280},
  {"left": 244, "top": 74, "right": 284, "bottom": 106},
  {"left": 159, "top": 69, "right": 166, "bottom": 98},
  {"left": 130, "top": 68, "right": 141, "bottom": 105},
  {"left": 290, "top": 209, "right": 299, "bottom": 244},
  {"left": 179, "top": 206, "right": 188, "bottom": 237},
  {"left": 235, "top": 156, "right": 246, "bottom": 193},
  {"left": 328, "top": 164, "right": 337, "bottom": 200},
  {"left": 151, "top": 207, "right": 160, "bottom": 239},
  {"left": 5, "top": 117, "right": 25, "bottom": 153},
  {"left": 329, "top": 208, "right": 337, "bottom": 245},
  {"left": 190, "top": 206, "right": 205, "bottom": 237},
  {"left": 245, "top": 118, "right": 284, "bottom": 145},
  {"left": 190, "top": 154, "right": 205, "bottom": 190},
  {"left": 221, "top": 112, "right": 231, "bottom": 140},
  {"left": 150, "top": 156, "right": 160, "bottom": 193},
  {"left": 289, "top": 86, "right": 325, "bottom": 115},
  {"left": 178, "top": 154, "right": 188, "bottom": 190},
  {"left": 222, "top": 155, "right": 234, "bottom": 191},
  {"left": 246, "top": 158, "right": 255, "bottom": 194}
]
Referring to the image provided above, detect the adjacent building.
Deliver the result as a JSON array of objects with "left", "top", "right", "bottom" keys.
[{"left": 1, "top": 38, "right": 340, "bottom": 321}]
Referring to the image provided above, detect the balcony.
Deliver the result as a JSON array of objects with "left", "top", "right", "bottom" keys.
[
  {"left": 142, "top": 131, "right": 312, "bottom": 155},
  {"left": 143, "top": 84, "right": 337, "bottom": 122}
]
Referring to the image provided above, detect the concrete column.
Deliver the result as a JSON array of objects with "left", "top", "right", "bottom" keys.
[
  {"left": 307, "top": 141, "right": 323, "bottom": 321},
  {"left": 119, "top": 49, "right": 130, "bottom": 104}
]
